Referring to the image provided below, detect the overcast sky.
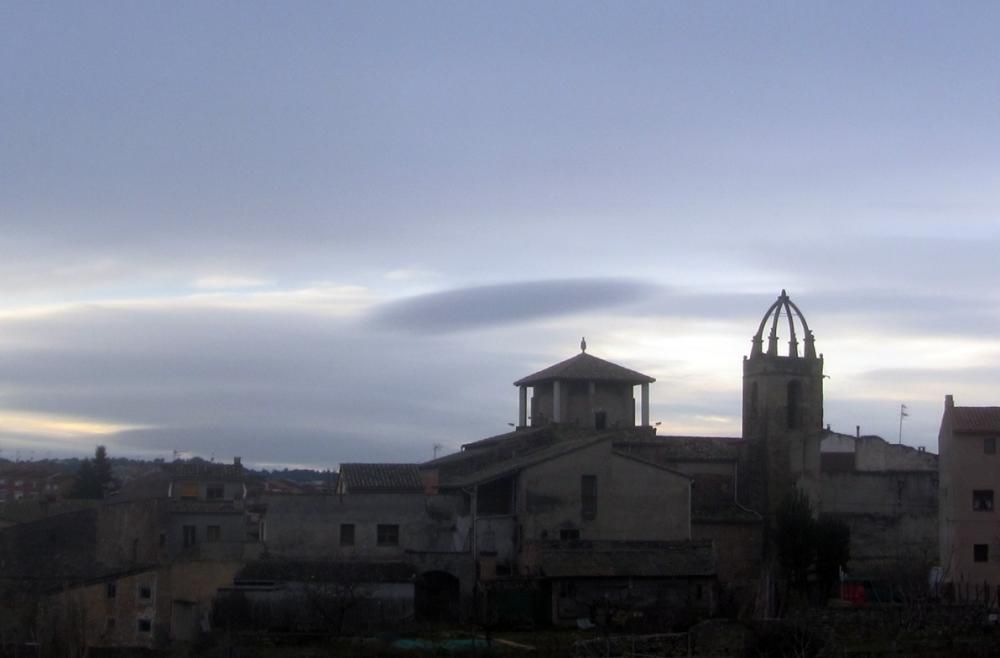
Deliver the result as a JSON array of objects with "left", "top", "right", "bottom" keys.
[{"left": 2, "top": 2, "right": 999, "bottom": 468}]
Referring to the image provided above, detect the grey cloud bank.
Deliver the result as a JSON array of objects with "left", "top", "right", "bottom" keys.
[{"left": 370, "top": 279, "right": 658, "bottom": 333}]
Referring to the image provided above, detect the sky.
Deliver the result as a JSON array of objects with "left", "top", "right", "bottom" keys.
[{"left": 2, "top": 2, "right": 999, "bottom": 468}]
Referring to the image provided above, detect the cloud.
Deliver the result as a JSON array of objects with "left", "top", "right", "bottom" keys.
[
  {"left": 0, "top": 301, "right": 524, "bottom": 465},
  {"left": 370, "top": 278, "right": 659, "bottom": 333},
  {"left": 193, "top": 275, "right": 274, "bottom": 290}
]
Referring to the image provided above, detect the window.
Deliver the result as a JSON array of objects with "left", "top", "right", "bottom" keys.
[
  {"left": 986, "top": 437, "right": 997, "bottom": 455},
  {"left": 560, "top": 528, "right": 580, "bottom": 541},
  {"left": 178, "top": 481, "right": 199, "bottom": 500},
  {"left": 206, "top": 525, "right": 221, "bottom": 542},
  {"left": 973, "top": 490, "right": 994, "bottom": 511},
  {"left": 106, "top": 582, "right": 117, "bottom": 599},
  {"left": 477, "top": 477, "right": 514, "bottom": 515},
  {"left": 182, "top": 525, "right": 196, "bottom": 547},
  {"left": 581, "top": 475, "right": 597, "bottom": 521},
  {"left": 377, "top": 524, "right": 399, "bottom": 546},
  {"left": 206, "top": 483, "right": 224, "bottom": 499},
  {"left": 594, "top": 411, "right": 607, "bottom": 430},
  {"left": 138, "top": 583, "right": 152, "bottom": 599},
  {"left": 974, "top": 544, "right": 990, "bottom": 563},
  {"left": 137, "top": 618, "right": 152, "bottom": 633},
  {"left": 787, "top": 380, "right": 802, "bottom": 429},
  {"left": 340, "top": 523, "right": 355, "bottom": 546}
]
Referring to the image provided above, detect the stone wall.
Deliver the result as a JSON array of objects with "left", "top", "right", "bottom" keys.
[
  {"left": 820, "top": 471, "right": 938, "bottom": 573},
  {"left": 262, "top": 492, "right": 470, "bottom": 559},
  {"left": 517, "top": 441, "right": 691, "bottom": 542}
]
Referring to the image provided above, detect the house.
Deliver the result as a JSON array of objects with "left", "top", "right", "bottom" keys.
[{"left": 938, "top": 396, "right": 1000, "bottom": 584}]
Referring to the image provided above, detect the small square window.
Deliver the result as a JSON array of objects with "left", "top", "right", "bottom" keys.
[
  {"left": 986, "top": 438, "right": 997, "bottom": 455},
  {"left": 973, "top": 490, "right": 994, "bottom": 511},
  {"left": 377, "top": 524, "right": 399, "bottom": 547},
  {"left": 974, "top": 544, "right": 989, "bottom": 562},
  {"left": 206, "top": 484, "right": 224, "bottom": 499},
  {"left": 138, "top": 584, "right": 152, "bottom": 599},
  {"left": 137, "top": 618, "right": 152, "bottom": 633},
  {"left": 206, "top": 525, "right": 221, "bottom": 542},
  {"left": 340, "top": 523, "right": 355, "bottom": 546},
  {"left": 560, "top": 528, "right": 580, "bottom": 541}
]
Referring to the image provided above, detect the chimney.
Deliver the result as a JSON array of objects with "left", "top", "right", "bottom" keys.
[
  {"left": 233, "top": 456, "right": 242, "bottom": 468},
  {"left": 856, "top": 425, "right": 860, "bottom": 438},
  {"left": 945, "top": 394, "right": 954, "bottom": 409}
]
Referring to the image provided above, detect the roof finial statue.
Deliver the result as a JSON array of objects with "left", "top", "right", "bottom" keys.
[{"left": 580, "top": 337, "right": 587, "bottom": 353}]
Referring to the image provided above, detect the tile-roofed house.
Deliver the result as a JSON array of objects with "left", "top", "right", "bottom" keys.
[
  {"left": 514, "top": 351, "right": 655, "bottom": 386},
  {"left": 338, "top": 463, "right": 424, "bottom": 493}
]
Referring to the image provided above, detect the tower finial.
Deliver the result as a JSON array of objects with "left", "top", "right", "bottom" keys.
[{"left": 580, "top": 337, "right": 587, "bottom": 353}]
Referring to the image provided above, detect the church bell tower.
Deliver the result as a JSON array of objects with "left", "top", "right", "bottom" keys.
[{"left": 743, "top": 290, "right": 824, "bottom": 511}]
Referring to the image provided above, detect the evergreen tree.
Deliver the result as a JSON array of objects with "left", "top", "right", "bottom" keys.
[
  {"left": 776, "top": 488, "right": 816, "bottom": 591},
  {"left": 69, "top": 445, "right": 113, "bottom": 499}
]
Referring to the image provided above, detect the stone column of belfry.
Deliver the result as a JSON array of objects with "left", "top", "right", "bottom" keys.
[
  {"left": 518, "top": 385, "right": 527, "bottom": 427},
  {"left": 641, "top": 382, "right": 650, "bottom": 427}
]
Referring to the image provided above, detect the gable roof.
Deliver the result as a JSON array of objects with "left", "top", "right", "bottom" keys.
[
  {"left": 514, "top": 352, "right": 654, "bottom": 386},
  {"left": 444, "top": 432, "right": 615, "bottom": 488},
  {"left": 339, "top": 463, "right": 423, "bottom": 493},
  {"left": 952, "top": 406, "right": 1000, "bottom": 434}
]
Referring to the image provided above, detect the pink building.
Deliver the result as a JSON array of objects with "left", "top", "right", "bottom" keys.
[{"left": 939, "top": 396, "right": 1000, "bottom": 584}]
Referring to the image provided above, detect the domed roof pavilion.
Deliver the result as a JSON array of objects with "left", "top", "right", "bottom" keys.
[{"left": 514, "top": 339, "right": 655, "bottom": 430}]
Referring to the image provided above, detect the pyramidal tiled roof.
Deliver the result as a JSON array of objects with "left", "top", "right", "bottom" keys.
[{"left": 513, "top": 352, "right": 654, "bottom": 386}]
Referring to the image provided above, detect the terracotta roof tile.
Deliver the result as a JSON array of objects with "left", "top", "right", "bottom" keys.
[
  {"left": 514, "top": 352, "right": 654, "bottom": 386},
  {"left": 952, "top": 407, "right": 1000, "bottom": 434},
  {"left": 614, "top": 435, "right": 744, "bottom": 461},
  {"left": 339, "top": 463, "right": 423, "bottom": 493}
]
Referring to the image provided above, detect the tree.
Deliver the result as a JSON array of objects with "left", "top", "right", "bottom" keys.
[
  {"left": 776, "top": 489, "right": 816, "bottom": 591},
  {"left": 69, "top": 445, "right": 113, "bottom": 499}
]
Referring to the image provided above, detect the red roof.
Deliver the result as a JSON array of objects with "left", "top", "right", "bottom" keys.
[{"left": 952, "top": 406, "right": 1000, "bottom": 434}]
